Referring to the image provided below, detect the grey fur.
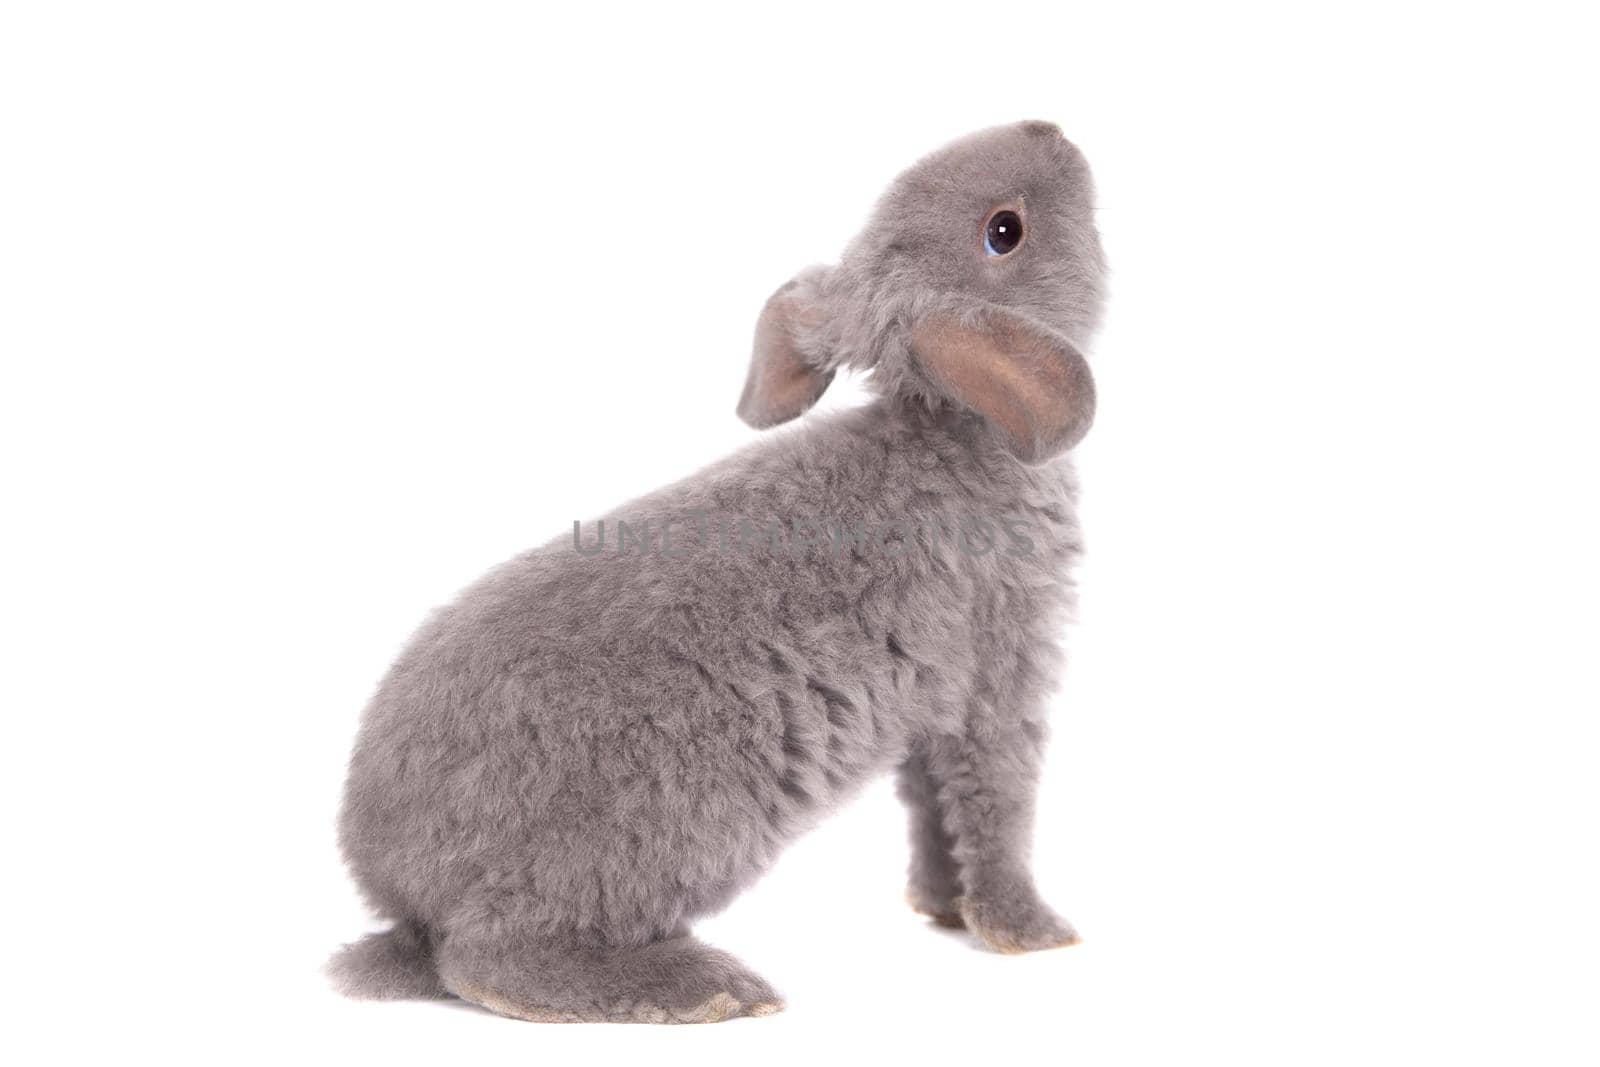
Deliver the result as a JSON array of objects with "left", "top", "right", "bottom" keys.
[{"left": 330, "top": 121, "right": 1106, "bottom": 1022}]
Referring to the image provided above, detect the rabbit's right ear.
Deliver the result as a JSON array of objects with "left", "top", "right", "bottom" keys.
[{"left": 737, "top": 274, "right": 835, "bottom": 430}]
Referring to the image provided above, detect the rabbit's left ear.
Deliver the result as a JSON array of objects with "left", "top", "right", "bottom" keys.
[
  {"left": 737, "top": 275, "right": 835, "bottom": 429},
  {"left": 910, "top": 308, "right": 1096, "bottom": 464}
]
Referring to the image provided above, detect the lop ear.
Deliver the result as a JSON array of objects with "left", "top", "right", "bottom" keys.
[
  {"left": 737, "top": 275, "right": 835, "bottom": 429},
  {"left": 909, "top": 308, "right": 1096, "bottom": 465}
]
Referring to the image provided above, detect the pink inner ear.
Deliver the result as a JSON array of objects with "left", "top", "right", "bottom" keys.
[
  {"left": 909, "top": 312, "right": 1095, "bottom": 464},
  {"left": 737, "top": 292, "right": 834, "bottom": 430}
]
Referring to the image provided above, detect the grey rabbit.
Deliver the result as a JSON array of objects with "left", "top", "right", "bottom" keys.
[{"left": 330, "top": 120, "right": 1106, "bottom": 1023}]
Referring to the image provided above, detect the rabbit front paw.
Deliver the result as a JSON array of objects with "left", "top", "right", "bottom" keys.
[
  {"left": 906, "top": 885, "right": 966, "bottom": 928},
  {"left": 959, "top": 886, "right": 1079, "bottom": 954}
]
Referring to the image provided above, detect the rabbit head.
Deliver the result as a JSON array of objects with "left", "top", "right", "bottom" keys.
[{"left": 737, "top": 120, "right": 1106, "bottom": 464}]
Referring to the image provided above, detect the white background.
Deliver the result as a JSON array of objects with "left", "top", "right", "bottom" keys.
[{"left": 3, "top": 2, "right": 1597, "bottom": 1063}]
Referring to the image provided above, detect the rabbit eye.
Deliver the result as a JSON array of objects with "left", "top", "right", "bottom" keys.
[{"left": 983, "top": 210, "right": 1023, "bottom": 256}]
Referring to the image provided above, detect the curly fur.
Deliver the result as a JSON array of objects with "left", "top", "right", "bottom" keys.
[{"left": 331, "top": 121, "right": 1107, "bottom": 1023}]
